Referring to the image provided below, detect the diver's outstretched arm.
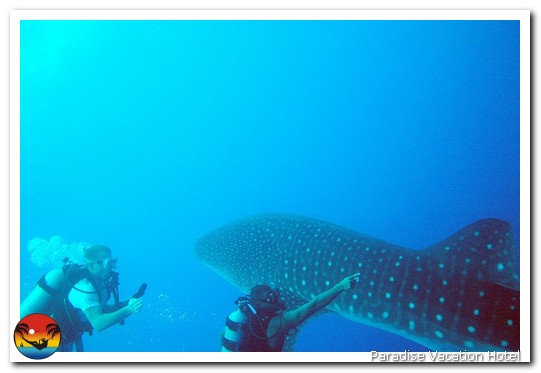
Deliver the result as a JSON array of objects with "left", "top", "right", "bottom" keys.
[
  {"left": 83, "top": 297, "right": 143, "bottom": 332},
  {"left": 283, "top": 273, "right": 359, "bottom": 328},
  {"left": 266, "top": 273, "right": 359, "bottom": 349}
]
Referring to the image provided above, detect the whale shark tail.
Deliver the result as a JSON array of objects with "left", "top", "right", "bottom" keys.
[{"left": 423, "top": 218, "right": 520, "bottom": 351}]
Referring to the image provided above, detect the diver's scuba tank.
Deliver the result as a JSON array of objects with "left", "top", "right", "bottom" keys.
[
  {"left": 221, "top": 309, "right": 248, "bottom": 351},
  {"left": 221, "top": 296, "right": 257, "bottom": 352},
  {"left": 21, "top": 258, "right": 90, "bottom": 318},
  {"left": 20, "top": 267, "right": 66, "bottom": 318}
]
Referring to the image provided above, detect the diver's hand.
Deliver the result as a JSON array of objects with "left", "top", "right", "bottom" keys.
[
  {"left": 126, "top": 297, "right": 143, "bottom": 314},
  {"left": 338, "top": 273, "right": 360, "bottom": 291}
]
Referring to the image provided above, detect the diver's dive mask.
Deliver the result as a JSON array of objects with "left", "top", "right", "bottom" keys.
[
  {"left": 265, "top": 288, "right": 280, "bottom": 305},
  {"left": 99, "top": 257, "right": 118, "bottom": 270}
]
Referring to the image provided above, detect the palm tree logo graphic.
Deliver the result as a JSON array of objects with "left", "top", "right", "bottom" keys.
[{"left": 14, "top": 314, "right": 61, "bottom": 359}]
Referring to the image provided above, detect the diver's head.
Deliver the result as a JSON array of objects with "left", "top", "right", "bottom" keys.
[
  {"left": 84, "top": 244, "right": 117, "bottom": 280},
  {"left": 249, "top": 285, "right": 285, "bottom": 316}
]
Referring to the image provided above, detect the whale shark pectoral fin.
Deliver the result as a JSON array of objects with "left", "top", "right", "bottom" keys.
[
  {"left": 273, "top": 286, "right": 330, "bottom": 351},
  {"left": 427, "top": 218, "right": 519, "bottom": 289},
  {"left": 279, "top": 309, "right": 328, "bottom": 352}
]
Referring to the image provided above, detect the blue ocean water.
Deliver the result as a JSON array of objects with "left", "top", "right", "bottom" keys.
[{"left": 19, "top": 20, "right": 520, "bottom": 353}]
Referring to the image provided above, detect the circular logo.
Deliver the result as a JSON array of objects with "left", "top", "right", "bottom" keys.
[{"left": 14, "top": 314, "right": 61, "bottom": 360}]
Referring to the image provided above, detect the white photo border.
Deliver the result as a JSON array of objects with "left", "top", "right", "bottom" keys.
[{"left": 10, "top": 9, "right": 531, "bottom": 363}]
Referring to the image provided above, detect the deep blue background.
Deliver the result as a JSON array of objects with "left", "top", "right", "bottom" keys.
[{"left": 19, "top": 20, "right": 520, "bottom": 352}]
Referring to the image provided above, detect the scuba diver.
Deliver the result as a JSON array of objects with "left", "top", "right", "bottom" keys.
[
  {"left": 20, "top": 244, "right": 146, "bottom": 351},
  {"left": 222, "top": 273, "right": 360, "bottom": 351}
]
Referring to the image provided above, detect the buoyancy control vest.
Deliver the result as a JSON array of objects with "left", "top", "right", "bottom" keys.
[{"left": 221, "top": 293, "right": 285, "bottom": 352}]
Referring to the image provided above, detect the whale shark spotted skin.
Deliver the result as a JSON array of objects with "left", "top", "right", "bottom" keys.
[{"left": 195, "top": 213, "right": 520, "bottom": 352}]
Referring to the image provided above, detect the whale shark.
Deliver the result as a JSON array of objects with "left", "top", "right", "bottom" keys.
[{"left": 195, "top": 213, "right": 520, "bottom": 352}]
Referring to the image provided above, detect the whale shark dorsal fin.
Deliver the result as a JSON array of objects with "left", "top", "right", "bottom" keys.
[{"left": 426, "top": 218, "right": 519, "bottom": 290}]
